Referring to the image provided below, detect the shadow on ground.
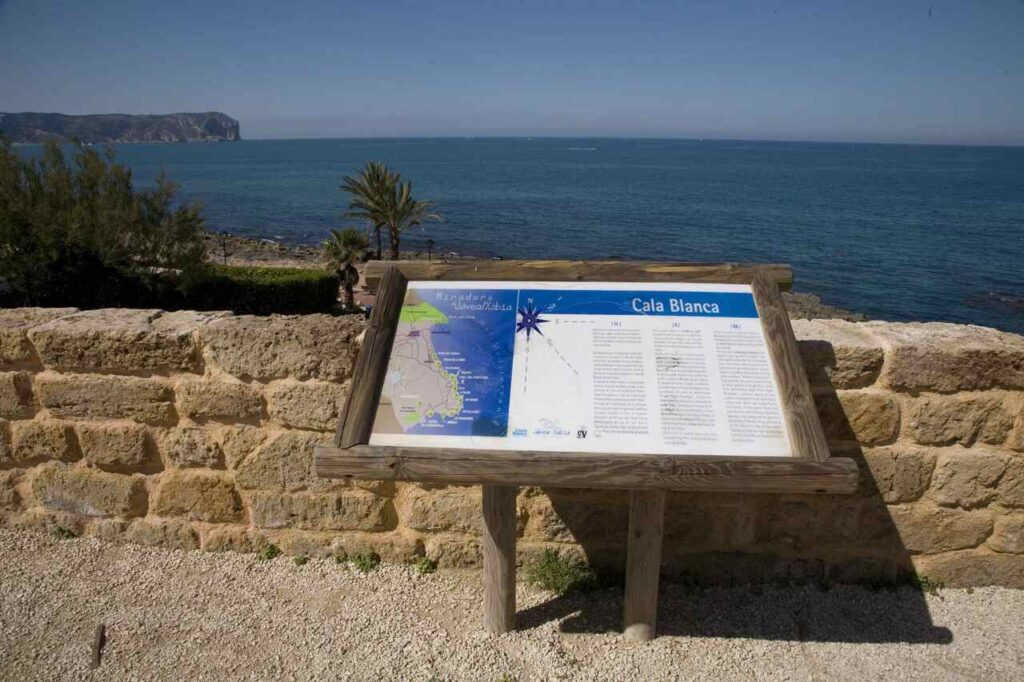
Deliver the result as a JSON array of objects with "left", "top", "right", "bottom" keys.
[{"left": 516, "top": 583, "right": 952, "bottom": 644}]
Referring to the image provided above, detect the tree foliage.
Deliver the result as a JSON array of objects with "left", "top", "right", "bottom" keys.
[
  {"left": 340, "top": 161, "right": 392, "bottom": 260},
  {"left": 340, "top": 161, "right": 442, "bottom": 260},
  {"left": 323, "top": 227, "right": 368, "bottom": 309},
  {"left": 0, "top": 138, "right": 207, "bottom": 307}
]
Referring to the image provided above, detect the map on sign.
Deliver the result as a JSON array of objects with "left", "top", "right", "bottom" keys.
[
  {"left": 370, "top": 281, "right": 792, "bottom": 457},
  {"left": 371, "top": 287, "right": 517, "bottom": 438}
]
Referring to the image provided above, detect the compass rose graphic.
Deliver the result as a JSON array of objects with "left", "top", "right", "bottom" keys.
[{"left": 516, "top": 301, "right": 548, "bottom": 340}]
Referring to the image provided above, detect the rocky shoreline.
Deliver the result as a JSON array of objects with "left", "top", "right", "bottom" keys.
[{"left": 204, "top": 232, "right": 865, "bottom": 321}]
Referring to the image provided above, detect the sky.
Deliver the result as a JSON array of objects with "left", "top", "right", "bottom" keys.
[{"left": 1, "top": 0, "right": 1022, "bottom": 145}]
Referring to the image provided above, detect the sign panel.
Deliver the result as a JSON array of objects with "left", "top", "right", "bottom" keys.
[{"left": 369, "top": 281, "right": 791, "bottom": 457}]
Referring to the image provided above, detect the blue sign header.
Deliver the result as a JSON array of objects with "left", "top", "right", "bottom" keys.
[{"left": 518, "top": 289, "right": 759, "bottom": 318}]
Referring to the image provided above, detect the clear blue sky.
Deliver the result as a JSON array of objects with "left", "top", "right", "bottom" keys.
[{"left": 2, "top": 0, "right": 1022, "bottom": 145}]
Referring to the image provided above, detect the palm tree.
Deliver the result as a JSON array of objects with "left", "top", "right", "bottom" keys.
[
  {"left": 323, "top": 227, "right": 368, "bottom": 309},
  {"left": 341, "top": 161, "right": 393, "bottom": 260},
  {"left": 341, "top": 162, "right": 442, "bottom": 260},
  {"left": 383, "top": 179, "right": 443, "bottom": 260}
]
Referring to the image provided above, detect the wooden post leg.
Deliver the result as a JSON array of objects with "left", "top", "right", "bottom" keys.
[
  {"left": 623, "top": 489, "right": 666, "bottom": 642},
  {"left": 482, "top": 484, "right": 517, "bottom": 634}
]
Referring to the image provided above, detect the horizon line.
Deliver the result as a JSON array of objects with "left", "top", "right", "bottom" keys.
[
  {"left": 239, "top": 134, "right": 1024, "bottom": 150},
  {"left": 9, "top": 133, "right": 1023, "bottom": 150}
]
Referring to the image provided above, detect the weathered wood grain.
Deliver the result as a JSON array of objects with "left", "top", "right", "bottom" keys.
[
  {"left": 364, "top": 260, "right": 793, "bottom": 291},
  {"left": 622, "top": 490, "right": 666, "bottom": 642},
  {"left": 750, "top": 271, "right": 832, "bottom": 462},
  {"left": 335, "top": 267, "right": 408, "bottom": 448},
  {"left": 314, "top": 445, "right": 858, "bottom": 493},
  {"left": 482, "top": 485, "right": 517, "bottom": 634}
]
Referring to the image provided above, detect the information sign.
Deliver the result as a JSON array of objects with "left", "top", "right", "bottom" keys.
[{"left": 369, "top": 281, "right": 790, "bottom": 457}]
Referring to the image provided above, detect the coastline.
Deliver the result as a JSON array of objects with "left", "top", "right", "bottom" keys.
[{"left": 205, "top": 232, "right": 866, "bottom": 321}]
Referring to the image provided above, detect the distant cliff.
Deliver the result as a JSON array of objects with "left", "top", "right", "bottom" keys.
[{"left": 0, "top": 112, "right": 241, "bottom": 144}]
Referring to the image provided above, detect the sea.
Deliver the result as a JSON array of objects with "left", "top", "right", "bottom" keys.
[{"left": 16, "top": 138, "right": 1024, "bottom": 334}]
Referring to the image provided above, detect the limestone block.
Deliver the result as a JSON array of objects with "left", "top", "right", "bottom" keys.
[
  {"left": 347, "top": 531, "right": 420, "bottom": 563},
  {"left": 753, "top": 495, "right": 864, "bottom": 552},
  {"left": 201, "top": 314, "right": 364, "bottom": 381},
  {"left": 31, "top": 463, "right": 147, "bottom": 517},
  {"left": 258, "top": 530, "right": 339, "bottom": 557},
  {"left": 0, "top": 371, "right": 35, "bottom": 419},
  {"left": 664, "top": 495, "right": 731, "bottom": 548},
  {"left": 8, "top": 507, "right": 87, "bottom": 536},
  {"left": 218, "top": 424, "right": 266, "bottom": 469},
  {"left": 76, "top": 422, "right": 154, "bottom": 471},
  {"left": 176, "top": 379, "right": 262, "bottom": 422},
  {"left": 792, "top": 319, "right": 885, "bottom": 389},
  {"left": 986, "top": 515, "right": 1024, "bottom": 554},
  {"left": 516, "top": 543, "right": 590, "bottom": 571},
  {"left": 1008, "top": 404, "right": 1024, "bottom": 453},
  {"left": 825, "top": 556, "right": 904, "bottom": 585},
  {"left": 0, "top": 308, "right": 77, "bottom": 366},
  {"left": 522, "top": 491, "right": 629, "bottom": 544},
  {"left": 522, "top": 496, "right": 570, "bottom": 543},
  {"left": 200, "top": 525, "right": 264, "bottom": 553},
  {"left": 929, "top": 449, "right": 1008, "bottom": 508},
  {"left": 860, "top": 446, "right": 935, "bottom": 503},
  {"left": 855, "top": 502, "right": 912, "bottom": 551},
  {"left": 264, "top": 529, "right": 417, "bottom": 561},
  {"left": 27, "top": 309, "right": 225, "bottom": 373},
  {"left": 151, "top": 470, "right": 242, "bottom": 523},
  {"left": 906, "top": 394, "right": 1013, "bottom": 447},
  {"left": 864, "top": 321, "right": 1024, "bottom": 393},
  {"left": 88, "top": 517, "right": 200, "bottom": 551},
  {"left": 1, "top": 469, "right": 20, "bottom": 511},
  {"left": 401, "top": 486, "right": 482, "bottom": 534},
  {"left": 818, "top": 389, "right": 900, "bottom": 445},
  {"left": 86, "top": 518, "right": 128, "bottom": 543},
  {"left": 248, "top": 489, "right": 392, "bottom": 531},
  {"left": 35, "top": 372, "right": 174, "bottom": 423},
  {"left": 10, "top": 420, "right": 78, "bottom": 463},
  {"left": 234, "top": 430, "right": 332, "bottom": 492},
  {"left": 912, "top": 549, "right": 1024, "bottom": 588},
  {"left": 998, "top": 457, "right": 1024, "bottom": 508},
  {"left": 266, "top": 380, "right": 348, "bottom": 431},
  {"left": 888, "top": 503, "right": 993, "bottom": 554},
  {"left": 424, "top": 534, "right": 482, "bottom": 567},
  {"left": 0, "top": 421, "right": 9, "bottom": 464},
  {"left": 124, "top": 518, "right": 200, "bottom": 551},
  {"left": 159, "top": 427, "right": 224, "bottom": 468}
]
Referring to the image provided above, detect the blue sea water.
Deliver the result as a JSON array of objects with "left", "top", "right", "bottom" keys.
[{"left": 17, "top": 138, "right": 1024, "bottom": 334}]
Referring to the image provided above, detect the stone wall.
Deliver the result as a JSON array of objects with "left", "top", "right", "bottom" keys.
[{"left": 1, "top": 307, "right": 1022, "bottom": 587}]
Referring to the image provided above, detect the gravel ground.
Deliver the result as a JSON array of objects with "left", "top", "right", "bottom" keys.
[{"left": 1, "top": 530, "right": 1021, "bottom": 681}]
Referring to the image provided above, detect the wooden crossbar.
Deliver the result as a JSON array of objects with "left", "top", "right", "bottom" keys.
[{"left": 363, "top": 259, "right": 794, "bottom": 292}]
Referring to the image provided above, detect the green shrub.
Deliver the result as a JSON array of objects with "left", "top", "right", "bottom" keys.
[
  {"left": 256, "top": 544, "right": 282, "bottom": 562},
  {"left": 52, "top": 525, "right": 77, "bottom": 540},
  {"left": 414, "top": 557, "right": 438, "bottom": 575},
  {"left": 350, "top": 551, "right": 381, "bottom": 572},
  {"left": 293, "top": 555, "right": 310, "bottom": 567},
  {"left": 912, "top": 574, "right": 945, "bottom": 596},
  {"left": 0, "top": 139, "right": 340, "bottom": 315},
  {"left": 183, "top": 264, "right": 338, "bottom": 315},
  {"left": 524, "top": 549, "right": 597, "bottom": 595},
  {"left": 0, "top": 139, "right": 206, "bottom": 308}
]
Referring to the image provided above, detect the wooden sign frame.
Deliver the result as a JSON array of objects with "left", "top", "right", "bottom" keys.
[{"left": 315, "top": 260, "right": 857, "bottom": 641}]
